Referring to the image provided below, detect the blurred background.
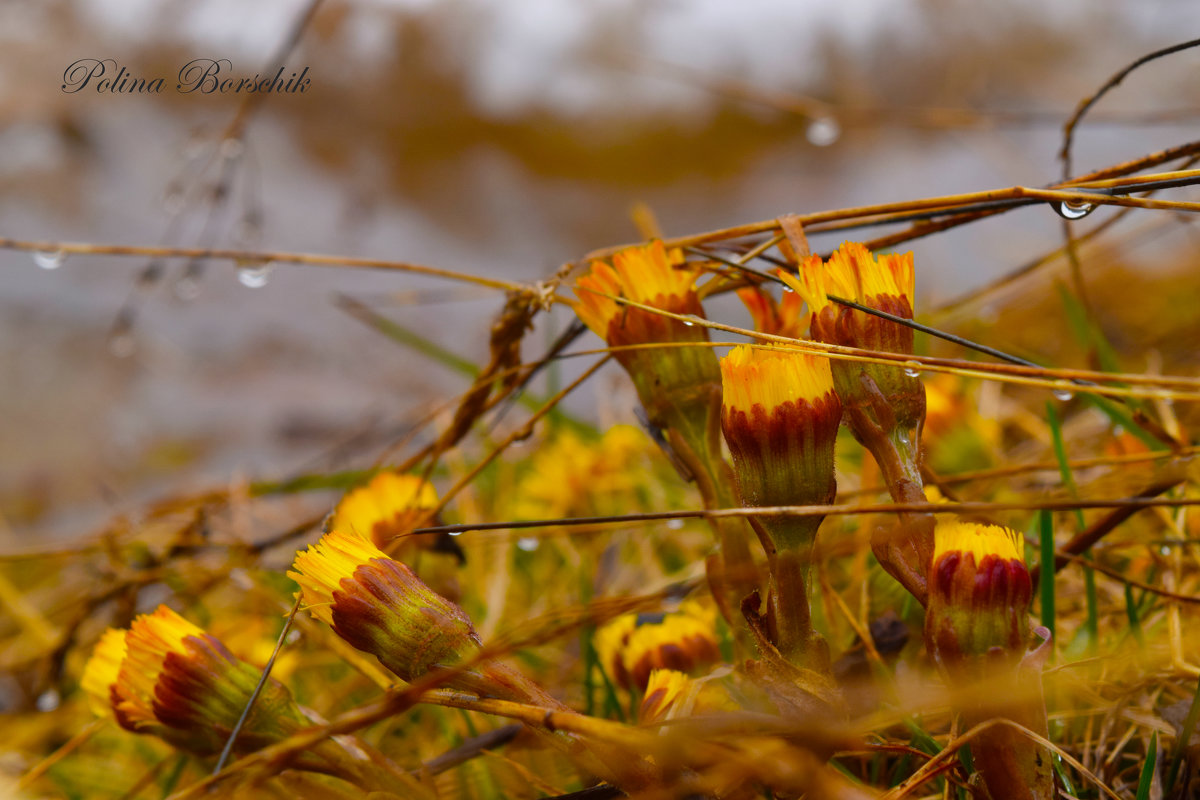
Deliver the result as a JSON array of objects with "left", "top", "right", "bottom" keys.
[{"left": 2, "top": 0, "right": 1199, "bottom": 544}]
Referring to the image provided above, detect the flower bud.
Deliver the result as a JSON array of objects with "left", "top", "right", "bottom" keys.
[
  {"left": 924, "top": 520, "right": 1032, "bottom": 674},
  {"left": 82, "top": 606, "right": 308, "bottom": 755},
  {"left": 781, "top": 242, "right": 925, "bottom": 436},
  {"left": 639, "top": 667, "right": 737, "bottom": 723},
  {"left": 720, "top": 345, "right": 841, "bottom": 525},
  {"left": 289, "top": 530, "right": 479, "bottom": 683},
  {"left": 574, "top": 242, "right": 721, "bottom": 429}
]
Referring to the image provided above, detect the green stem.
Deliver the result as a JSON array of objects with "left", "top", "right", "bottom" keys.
[{"left": 760, "top": 517, "right": 826, "bottom": 669}]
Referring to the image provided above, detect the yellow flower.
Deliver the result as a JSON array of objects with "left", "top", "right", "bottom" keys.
[
  {"left": 933, "top": 519, "right": 1023, "bottom": 567},
  {"left": 289, "top": 530, "right": 479, "bottom": 683},
  {"left": 81, "top": 628, "right": 127, "bottom": 719},
  {"left": 639, "top": 668, "right": 738, "bottom": 723},
  {"left": 86, "top": 606, "right": 308, "bottom": 755},
  {"left": 639, "top": 669, "right": 693, "bottom": 722},
  {"left": 114, "top": 606, "right": 208, "bottom": 729},
  {"left": 720, "top": 345, "right": 835, "bottom": 417},
  {"left": 594, "top": 602, "right": 721, "bottom": 691},
  {"left": 782, "top": 241, "right": 913, "bottom": 318},
  {"left": 778, "top": 242, "right": 924, "bottom": 437},
  {"left": 719, "top": 345, "right": 841, "bottom": 529},
  {"left": 926, "top": 519, "right": 1032, "bottom": 672},
  {"left": 573, "top": 242, "right": 721, "bottom": 435},
  {"left": 332, "top": 472, "right": 439, "bottom": 550},
  {"left": 290, "top": 528, "right": 393, "bottom": 627},
  {"left": 574, "top": 242, "right": 700, "bottom": 340},
  {"left": 736, "top": 278, "right": 809, "bottom": 341}
]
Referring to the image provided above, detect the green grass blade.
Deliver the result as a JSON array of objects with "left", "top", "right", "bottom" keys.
[
  {"left": 1056, "top": 281, "right": 1123, "bottom": 376},
  {"left": 1125, "top": 583, "right": 1145, "bottom": 647},
  {"left": 1038, "top": 510, "right": 1056, "bottom": 649},
  {"left": 1167, "top": 679, "right": 1200, "bottom": 791},
  {"left": 1045, "top": 402, "right": 1097, "bottom": 648},
  {"left": 1136, "top": 731, "right": 1158, "bottom": 800}
]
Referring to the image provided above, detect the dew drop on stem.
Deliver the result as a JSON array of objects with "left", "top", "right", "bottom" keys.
[
  {"left": 1054, "top": 199, "right": 1096, "bottom": 220},
  {"left": 1052, "top": 385, "right": 1075, "bottom": 402},
  {"left": 33, "top": 250, "right": 65, "bottom": 270},
  {"left": 235, "top": 260, "right": 273, "bottom": 289}
]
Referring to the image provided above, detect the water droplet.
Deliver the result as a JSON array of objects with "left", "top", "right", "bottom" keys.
[
  {"left": 781, "top": 284, "right": 795, "bottom": 293},
  {"left": 109, "top": 332, "right": 136, "bottom": 358},
  {"left": 448, "top": 531, "right": 462, "bottom": 537},
  {"left": 1054, "top": 199, "right": 1095, "bottom": 220},
  {"left": 235, "top": 260, "right": 272, "bottom": 289},
  {"left": 285, "top": 629, "right": 302, "bottom": 644},
  {"left": 1052, "top": 383, "right": 1074, "bottom": 402},
  {"left": 33, "top": 250, "right": 65, "bottom": 270},
  {"left": 516, "top": 537, "right": 540, "bottom": 552},
  {"left": 1161, "top": 545, "right": 1172, "bottom": 556},
  {"left": 682, "top": 320, "right": 695, "bottom": 327},
  {"left": 805, "top": 116, "right": 841, "bottom": 147},
  {"left": 902, "top": 361, "right": 921, "bottom": 378},
  {"left": 36, "top": 689, "right": 60, "bottom": 712},
  {"left": 666, "top": 519, "right": 684, "bottom": 530}
]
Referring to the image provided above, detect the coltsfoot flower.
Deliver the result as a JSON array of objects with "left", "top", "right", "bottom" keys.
[
  {"left": 924, "top": 519, "right": 1054, "bottom": 800},
  {"left": 594, "top": 602, "right": 721, "bottom": 692},
  {"left": 781, "top": 241, "right": 924, "bottom": 434},
  {"left": 639, "top": 667, "right": 737, "bottom": 723},
  {"left": 719, "top": 344, "right": 842, "bottom": 665},
  {"left": 290, "top": 530, "right": 562, "bottom": 707},
  {"left": 925, "top": 519, "right": 1033, "bottom": 673},
  {"left": 82, "top": 606, "right": 308, "bottom": 755},
  {"left": 332, "top": 471, "right": 441, "bottom": 551},
  {"left": 574, "top": 241, "right": 721, "bottom": 430},
  {"left": 783, "top": 242, "right": 931, "bottom": 604},
  {"left": 290, "top": 530, "right": 478, "bottom": 683},
  {"left": 720, "top": 345, "right": 841, "bottom": 519},
  {"left": 737, "top": 279, "right": 809, "bottom": 341}
]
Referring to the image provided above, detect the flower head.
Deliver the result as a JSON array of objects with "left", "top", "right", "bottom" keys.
[
  {"left": 720, "top": 345, "right": 841, "bottom": 518},
  {"left": 573, "top": 242, "right": 721, "bottom": 431},
  {"left": 574, "top": 242, "right": 700, "bottom": 342},
  {"left": 781, "top": 242, "right": 924, "bottom": 434},
  {"left": 289, "top": 530, "right": 479, "bottom": 682},
  {"left": 786, "top": 242, "right": 912, "bottom": 316},
  {"left": 84, "top": 606, "right": 307, "bottom": 755},
  {"left": 594, "top": 602, "right": 721, "bottom": 691},
  {"left": 332, "top": 472, "right": 439, "bottom": 550},
  {"left": 925, "top": 520, "right": 1032, "bottom": 674},
  {"left": 737, "top": 279, "right": 809, "bottom": 341}
]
